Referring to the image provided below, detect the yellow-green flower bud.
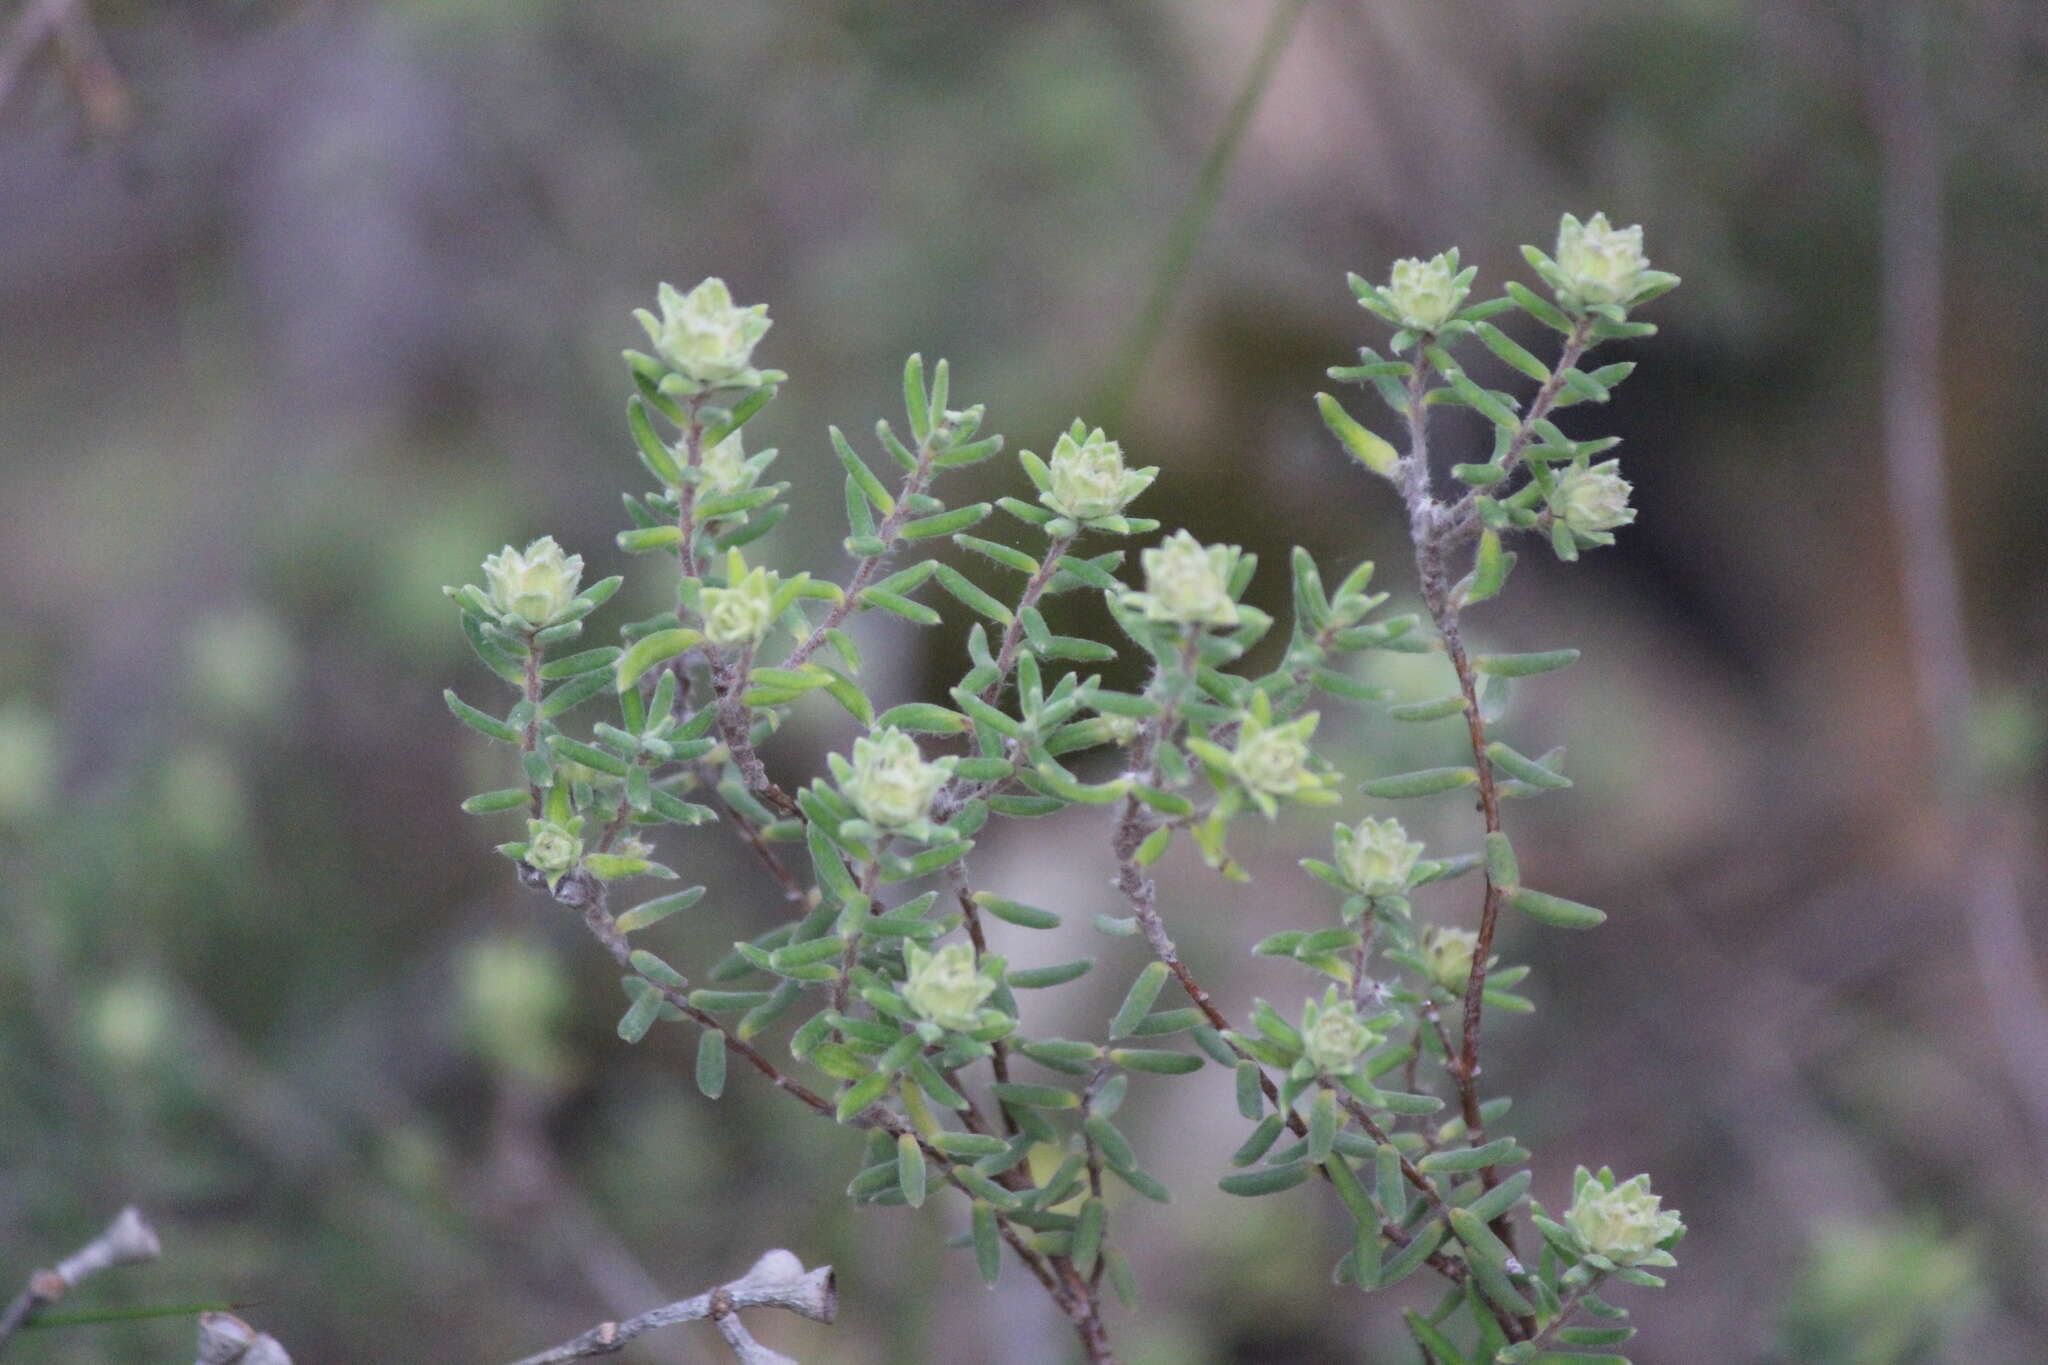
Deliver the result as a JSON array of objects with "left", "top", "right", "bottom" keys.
[
  {"left": 701, "top": 563, "right": 779, "bottom": 648},
  {"left": 1555, "top": 213, "right": 1649, "bottom": 307},
  {"left": 1552, "top": 460, "right": 1636, "bottom": 535},
  {"left": 524, "top": 817, "right": 583, "bottom": 889},
  {"left": 1129, "top": 531, "right": 1240, "bottom": 627},
  {"left": 482, "top": 536, "right": 585, "bottom": 628},
  {"left": 0, "top": 703, "right": 56, "bottom": 827},
  {"left": 1301, "top": 987, "right": 1380, "bottom": 1076},
  {"left": 635, "top": 278, "right": 772, "bottom": 389},
  {"left": 1384, "top": 251, "right": 1469, "bottom": 332},
  {"left": 459, "top": 934, "right": 574, "bottom": 1088},
  {"left": 1224, "top": 693, "right": 1338, "bottom": 816},
  {"left": 1420, "top": 925, "right": 1479, "bottom": 993},
  {"left": 903, "top": 941, "right": 996, "bottom": 1032},
  {"left": 1565, "top": 1170, "right": 1684, "bottom": 1266},
  {"left": 1040, "top": 427, "right": 1156, "bottom": 521},
  {"left": 1335, "top": 816, "right": 1423, "bottom": 895},
  {"left": 696, "top": 432, "right": 757, "bottom": 498},
  {"left": 90, "top": 971, "right": 173, "bottom": 1070},
  {"left": 844, "top": 727, "right": 954, "bottom": 830}
]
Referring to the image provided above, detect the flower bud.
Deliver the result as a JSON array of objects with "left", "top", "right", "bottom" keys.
[
  {"left": 1419, "top": 925, "right": 1479, "bottom": 993},
  {"left": 0, "top": 703, "right": 56, "bottom": 827},
  {"left": 696, "top": 432, "right": 758, "bottom": 499},
  {"left": 701, "top": 561, "right": 779, "bottom": 648},
  {"left": 1551, "top": 460, "right": 1636, "bottom": 535},
  {"left": 843, "top": 727, "right": 954, "bottom": 831},
  {"left": 1555, "top": 213, "right": 1649, "bottom": 308},
  {"left": 902, "top": 941, "right": 996, "bottom": 1032},
  {"left": 482, "top": 536, "right": 585, "bottom": 628},
  {"left": 1335, "top": 816, "right": 1423, "bottom": 896},
  {"left": 1300, "top": 987, "right": 1380, "bottom": 1076},
  {"left": 459, "top": 934, "right": 573, "bottom": 1087},
  {"left": 1040, "top": 426, "right": 1156, "bottom": 521},
  {"left": 1127, "top": 531, "right": 1240, "bottom": 628},
  {"left": 1564, "top": 1169, "right": 1684, "bottom": 1266},
  {"left": 634, "top": 278, "right": 772, "bottom": 390},
  {"left": 1384, "top": 251, "right": 1469, "bottom": 332},
  {"left": 524, "top": 817, "right": 584, "bottom": 889},
  {"left": 1226, "top": 693, "right": 1338, "bottom": 816}
]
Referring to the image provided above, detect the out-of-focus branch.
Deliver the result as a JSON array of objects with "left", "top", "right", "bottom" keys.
[
  {"left": 1865, "top": 0, "right": 2048, "bottom": 1176},
  {"left": 0, "top": 0, "right": 131, "bottom": 134},
  {"left": 0, "top": 1206, "right": 160, "bottom": 1353},
  {"left": 1096, "top": 0, "right": 1311, "bottom": 426},
  {"left": 194, "top": 1311, "right": 292, "bottom": 1365},
  {"left": 504, "top": 1250, "right": 835, "bottom": 1365}
]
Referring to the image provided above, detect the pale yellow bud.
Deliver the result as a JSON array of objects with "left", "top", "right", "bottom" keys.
[
  {"left": 634, "top": 278, "right": 772, "bottom": 388},
  {"left": 1553, "top": 460, "right": 1636, "bottom": 534},
  {"left": 1556, "top": 214, "right": 1650, "bottom": 307},
  {"left": 845, "top": 727, "right": 953, "bottom": 830},
  {"left": 903, "top": 942, "right": 996, "bottom": 1032},
  {"left": 1565, "top": 1171, "right": 1684, "bottom": 1266},
  {"left": 1385, "top": 252, "right": 1469, "bottom": 332},
  {"left": 482, "top": 536, "right": 585, "bottom": 627},
  {"left": 1336, "top": 817, "right": 1424, "bottom": 895}
]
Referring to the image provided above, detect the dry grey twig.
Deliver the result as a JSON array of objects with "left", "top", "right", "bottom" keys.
[{"left": 506, "top": 1249, "right": 835, "bottom": 1365}]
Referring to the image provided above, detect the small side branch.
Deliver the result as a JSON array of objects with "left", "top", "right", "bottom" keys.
[
  {"left": 506, "top": 1250, "right": 835, "bottom": 1365},
  {"left": 0, "top": 1206, "right": 160, "bottom": 1354}
]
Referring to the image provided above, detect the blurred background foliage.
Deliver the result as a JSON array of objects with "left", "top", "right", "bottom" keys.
[{"left": 2, "top": 1, "right": 2045, "bottom": 1361}]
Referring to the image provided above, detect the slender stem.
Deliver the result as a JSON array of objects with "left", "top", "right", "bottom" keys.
[
  {"left": 503, "top": 1249, "right": 835, "bottom": 1365},
  {"left": 785, "top": 429, "right": 945, "bottom": 671},
  {"left": 1096, "top": 0, "right": 1311, "bottom": 428},
  {"left": 0, "top": 1209, "right": 159, "bottom": 1356},
  {"left": 982, "top": 533, "right": 1076, "bottom": 704}
]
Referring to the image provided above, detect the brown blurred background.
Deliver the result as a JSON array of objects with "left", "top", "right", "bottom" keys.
[{"left": 2, "top": 1, "right": 2045, "bottom": 1361}]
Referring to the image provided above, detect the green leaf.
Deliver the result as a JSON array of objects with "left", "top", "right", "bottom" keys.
[
  {"left": 860, "top": 587, "right": 941, "bottom": 625},
  {"left": 1316, "top": 392, "right": 1399, "bottom": 478},
  {"left": 903, "top": 353, "right": 931, "bottom": 443},
  {"left": 1235, "top": 1060, "right": 1265, "bottom": 1119},
  {"left": 1110, "top": 961, "right": 1171, "bottom": 1038},
  {"left": 1361, "top": 766, "right": 1479, "bottom": 799},
  {"left": 617, "top": 525, "right": 684, "bottom": 553},
  {"left": 1474, "top": 649, "right": 1580, "bottom": 677},
  {"left": 876, "top": 702, "right": 970, "bottom": 734},
  {"left": 831, "top": 426, "right": 896, "bottom": 515},
  {"left": 1072, "top": 1198, "right": 1106, "bottom": 1275},
  {"left": 615, "top": 629, "right": 703, "bottom": 692},
  {"left": 1386, "top": 694, "right": 1468, "bottom": 722},
  {"left": 548, "top": 735, "right": 630, "bottom": 777},
  {"left": 1476, "top": 321, "right": 1552, "bottom": 382},
  {"left": 1484, "top": 831, "right": 1520, "bottom": 892},
  {"left": 1510, "top": 886, "right": 1607, "bottom": 928},
  {"left": 971, "top": 1201, "right": 1001, "bottom": 1285},
  {"left": 1486, "top": 741, "right": 1573, "bottom": 789},
  {"left": 1464, "top": 1168, "right": 1532, "bottom": 1224},
  {"left": 900, "top": 503, "right": 992, "bottom": 540},
  {"left": 696, "top": 1028, "right": 728, "bottom": 1098},
  {"left": 1418, "top": 1135, "right": 1522, "bottom": 1173},
  {"left": 1218, "top": 1162, "right": 1312, "bottom": 1196},
  {"left": 461, "top": 788, "right": 531, "bottom": 814},
  {"left": 835, "top": 1070, "right": 893, "bottom": 1121},
  {"left": 973, "top": 893, "right": 1060, "bottom": 930},
  {"left": 1109, "top": 1048, "right": 1203, "bottom": 1076},
  {"left": 626, "top": 394, "right": 684, "bottom": 486},
  {"left": 897, "top": 1131, "right": 927, "bottom": 1208},
  {"left": 1307, "top": 1089, "right": 1338, "bottom": 1164},
  {"left": 990, "top": 1082, "right": 1079, "bottom": 1109},
  {"left": 932, "top": 564, "right": 1013, "bottom": 624},
  {"left": 444, "top": 689, "right": 520, "bottom": 744},
  {"left": 617, "top": 990, "right": 662, "bottom": 1043},
  {"left": 1405, "top": 1310, "right": 1474, "bottom": 1365}
]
